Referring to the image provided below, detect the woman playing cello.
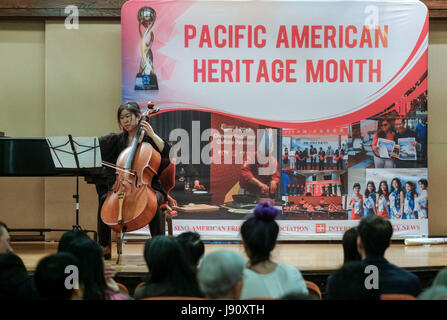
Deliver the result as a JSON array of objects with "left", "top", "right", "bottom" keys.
[{"left": 95, "top": 102, "right": 171, "bottom": 259}]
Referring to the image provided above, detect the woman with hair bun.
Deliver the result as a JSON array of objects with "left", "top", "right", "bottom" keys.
[{"left": 239, "top": 202, "right": 308, "bottom": 299}]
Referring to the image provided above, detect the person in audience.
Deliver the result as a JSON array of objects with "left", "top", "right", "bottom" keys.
[
  {"left": 176, "top": 231, "right": 205, "bottom": 270},
  {"left": 0, "top": 222, "right": 13, "bottom": 253},
  {"left": 418, "top": 286, "right": 447, "bottom": 300},
  {"left": 197, "top": 250, "right": 245, "bottom": 299},
  {"left": 432, "top": 267, "right": 447, "bottom": 287},
  {"left": 324, "top": 227, "right": 362, "bottom": 299},
  {"left": 389, "top": 178, "right": 404, "bottom": 219},
  {"left": 57, "top": 230, "right": 90, "bottom": 253},
  {"left": 326, "top": 261, "right": 379, "bottom": 300},
  {"left": 0, "top": 252, "right": 39, "bottom": 300},
  {"left": 239, "top": 202, "right": 308, "bottom": 299},
  {"left": 34, "top": 252, "right": 81, "bottom": 300},
  {"left": 58, "top": 230, "right": 117, "bottom": 289},
  {"left": 363, "top": 181, "right": 377, "bottom": 216},
  {"left": 357, "top": 215, "right": 421, "bottom": 296},
  {"left": 134, "top": 236, "right": 203, "bottom": 299},
  {"left": 64, "top": 237, "right": 129, "bottom": 300},
  {"left": 342, "top": 227, "right": 362, "bottom": 264}
]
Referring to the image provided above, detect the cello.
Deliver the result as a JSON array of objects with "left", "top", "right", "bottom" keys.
[{"left": 100, "top": 104, "right": 161, "bottom": 263}]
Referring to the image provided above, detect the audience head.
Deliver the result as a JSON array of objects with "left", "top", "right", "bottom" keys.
[
  {"left": 64, "top": 237, "right": 108, "bottom": 300},
  {"left": 342, "top": 227, "right": 362, "bottom": 264},
  {"left": 0, "top": 223, "right": 12, "bottom": 254},
  {"left": 240, "top": 202, "right": 280, "bottom": 266},
  {"left": 432, "top": 267, "right": 447, "bottom": 287},
  {"left": 176, "top": 231, "right": 205, "bottom": 268},
  {"left": 0, "top": 253, "right": 37, "bottom": 300},
  {"left": 34, "top": 252, "right": 80, "bottom": 300},
  {"left": 357, "top": 215, "right": 393, "bottom": 259},
  {"left": 58, "top": 230, "right": 90, "bottom": 253},
  {"left": 418, "top": 286, "right": 447, "bottom": 300},
  {"left": 327, "top": 261, "right": 379, "bottom": 300},
  {"left": 143, "top": 235, "right": 202, "bottom": 297},
  {"left": 197, "top": 250, "right": 245, "bottom": 299}
]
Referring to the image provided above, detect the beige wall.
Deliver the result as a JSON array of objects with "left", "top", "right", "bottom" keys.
[{"left": 0, "top": 20, "right": 446, "bottom": 238}]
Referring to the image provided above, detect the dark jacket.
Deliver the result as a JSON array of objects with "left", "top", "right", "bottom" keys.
[{"left": 363, "top": 256, "right": 421, "bottom": 297}]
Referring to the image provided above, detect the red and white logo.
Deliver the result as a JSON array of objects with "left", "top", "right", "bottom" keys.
[{"left": 315, "top": 224, "right": 326, "bottom": 233}]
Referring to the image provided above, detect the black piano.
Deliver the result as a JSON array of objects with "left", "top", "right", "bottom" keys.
[
  {"left": 0, "top": 137, "right": 106, "bottom": 183},
  {"left": 0, "top": 137, "right": 102, "bottom": 239}
]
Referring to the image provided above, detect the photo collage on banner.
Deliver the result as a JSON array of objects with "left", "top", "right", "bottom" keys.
[{"left": 121, "top": 0, "right": 428, "bottom": 239}]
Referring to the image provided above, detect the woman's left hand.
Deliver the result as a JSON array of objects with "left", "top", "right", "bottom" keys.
[{"left": 140, "top": 120, "right": 155, "bottom": 138}]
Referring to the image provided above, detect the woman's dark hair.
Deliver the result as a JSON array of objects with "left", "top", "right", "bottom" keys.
[
  {"left": 65, "top": 237, "right": 108, "bottom": 300},
  {"left": 34, "top": 252, "right": 79, "bottom": 300},
  {"left": 390, "top": 178, "right": 403, "bottom": 193},
  {"left": 378, "top": 180, "right": 389, "bottom": 200},
  {"left": 406, "top": 181, "right": 416, "bottom": 200},
  {"left": 418, "top": 179, "right": 428, "bottom": 188},
  {"left": 364, "top": 181, "right": 376, "bottom": 198},
  {"left": 117, "top": 102, "right": 141, "bottom": 126},
  {"left": 342, "top": 227, "right": 361, "bottom": 264},
  {"left": 57, "top": 230, "right": 90, "bottom": 253},
  {"left": 143, "top": 236, "right": 203, "bottom": 297},
  {"left": 176, "top": 232, "right": 205, "bottom": 268},
  {"left": 353, "top": 183, "right": 361, "bottom": 190},
  {"left": 377, "top": 118, "right": 393, "bottom": 139},
  {"left": 240, "top": 202, "right": 280, "bottom": 266}
]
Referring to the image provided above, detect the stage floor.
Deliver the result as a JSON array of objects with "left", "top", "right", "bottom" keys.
[{"left": 13, "top": 241, "right": 447, "bottom": 275}]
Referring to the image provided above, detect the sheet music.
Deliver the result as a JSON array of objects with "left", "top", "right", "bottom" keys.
[{"left": 46, "top": 136, "right": 101, "bottom": 169}]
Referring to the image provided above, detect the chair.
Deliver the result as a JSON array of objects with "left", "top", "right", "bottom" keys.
[
  {"left": 305, "top": 280, "right": 322, "bottom": 300},
  {"left": 159, "top": 160, "right": 178, "bottom": 236},
  {"left": 116, "top": 282, "right": 129, "bottom": 295},
  {"left": 380, "top": 294, "right": 416, "bottom": 300}
]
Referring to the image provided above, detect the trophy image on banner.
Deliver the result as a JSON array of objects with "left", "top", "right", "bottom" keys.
[{"left": 135, "top": 7, "right": 159, "bottom": 90}]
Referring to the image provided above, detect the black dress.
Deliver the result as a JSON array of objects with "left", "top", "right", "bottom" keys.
[{"left": 95, "top": 131, "right": 171, "bottom": 249}]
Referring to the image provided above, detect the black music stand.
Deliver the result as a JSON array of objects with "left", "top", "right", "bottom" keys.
[{"left": 46, "top": 135, "right": 99, "bottom": 240}]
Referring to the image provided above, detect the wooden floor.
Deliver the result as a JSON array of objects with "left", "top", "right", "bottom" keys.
[{"left": 13, "top": 241, "right": 447, "bottom": 274}]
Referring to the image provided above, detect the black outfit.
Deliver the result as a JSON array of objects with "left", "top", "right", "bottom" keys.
[
  {"left": 96, "top": 131, "right": 171, "bottom": 249},
  {"left": 394, "top": 129, "right": 419, "bottom": 168},
  {"left": 0, "top": 253, "right": 39, "bottom": 300},
  {"left": 326, "top": 257, "right": 421, "bottom": 299},
  {"left": 318, "top": 150, "right": 325, "bottom": 170},
  {"left": 302, "top": 149, "right": 308, "bottom": 170},
  {"left": 335, "top": 148, "right": 344, "bottom": 170},
  {"left": 309, "top": 147, "right": 317, "bottom": 170}
]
